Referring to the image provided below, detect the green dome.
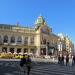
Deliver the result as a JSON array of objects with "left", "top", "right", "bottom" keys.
[
  {"left": 35, "top": 16, "right": 45, "bottom": 25},
  {"left": 34, "top": 16, "right": 46, "bottom": 30}
]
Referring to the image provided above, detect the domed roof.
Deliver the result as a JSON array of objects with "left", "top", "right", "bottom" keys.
[
  {"left": 34, "top": 15, "right": 47, "bottom": 30},
  {"left": 35, "top": 16, "right": 45, "bottom": 25}
]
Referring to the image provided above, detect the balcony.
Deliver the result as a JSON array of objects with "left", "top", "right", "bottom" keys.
[
  {"left": 10, "top": 43, "right": 16, "bottom": 45},
  {"left": 3, "top": 43, "right": 8, "bottom": 45}
]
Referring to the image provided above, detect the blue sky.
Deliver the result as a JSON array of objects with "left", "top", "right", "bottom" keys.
[{"left": 0, "top": 0, "right": 75, "bottom": 45}]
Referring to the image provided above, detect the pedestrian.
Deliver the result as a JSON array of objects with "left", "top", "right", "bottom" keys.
[
  {"left": 66, "top": 54, "right": 69, "bottom": 66},
  {"left": 58, "top": 55, "right": 61, "bottom": 64},
  {"left": 61, "top": 55, "right": 64, "bottom": 65},
  {"left": 72, "top": 55, "right": 75, "bottom": 66},
  {"left": 20, "top": 54, "right": 26, "bottom": 74},
  {"left": 26, "top": 55, "right": 32, "bottom": 75}
]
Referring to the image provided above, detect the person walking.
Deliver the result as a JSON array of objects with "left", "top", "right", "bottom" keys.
[
  {"left": 20, "top": 54, "right": 26, "bottom": 74},
  {"left": 66, "top": 54, "right": 69, "bottom": 66},
  {"left": 26, "top": 55, "right": 32, "bottom": 75},
  {"left": 61, "top": 55, "right": 64, "bottom": 65},
  {"left": 72, "top": 55, "right": 75, "bottom": 66},
  {"left": 58, "top": 55, "right": 61, "bottom": 64}
]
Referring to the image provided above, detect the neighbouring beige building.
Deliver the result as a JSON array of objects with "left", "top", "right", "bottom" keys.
[
  {"left": 0, "top": 16, "right": 74, "bottom": 57},
  {"left": 58, "top": 33, "right": 74, "bottom": 55}
]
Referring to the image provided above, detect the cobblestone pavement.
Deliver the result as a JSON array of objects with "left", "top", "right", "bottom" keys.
[{"left": 0, "top": 59, "right": 75, "bottom": 75}]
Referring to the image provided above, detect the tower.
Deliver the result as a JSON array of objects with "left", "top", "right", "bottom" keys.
[{"left": 34, "top": 15, "right": 45, "bottom": 30}]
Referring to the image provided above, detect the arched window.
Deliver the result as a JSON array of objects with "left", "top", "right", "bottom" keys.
[
  {"left": 17, "top": 36, "right": 22, "bottom": 44},
  {"left": 24, "top": 37, "right": 28, "bottom": 45},
  {"left": 30, "top": 37, "right": 34, "bottom": 44},
  {"left": 3, "top": 35, "right": 8, "bottom": 43},
  {"left": 43, "top": 39, "right": 46, "bottom": 44},
  {"left": 10, "top": 36, "right": 15, "bottom": 43},
  {"left": 10, "top": 48, "right": 14, "bottom": 53},
  {"left": 17, "top": 48, "right": 21, "bottom": 53},
  {"left": 2, "top": 47, "right": 7, "bottom": 53}
]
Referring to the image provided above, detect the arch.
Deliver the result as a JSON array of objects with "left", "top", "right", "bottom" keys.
[
  {"left": 17, "top": 36, "right": 22, "bottom": 44},
  {"left": 10, "top": 36, "right": 15, "bottom": 43},
  {"left": 3, "top": 35, "right": 8, "bottom": 43},
  {"left": 30, "top": 37, "right": 34, "bottom": 44},
  {"left": 24, "top": 37, "right": 28, "bottom": 45}
]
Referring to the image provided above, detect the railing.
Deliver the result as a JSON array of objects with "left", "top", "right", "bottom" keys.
[{"left": 0, "top": 28, "right": 35, "bottom": 34}]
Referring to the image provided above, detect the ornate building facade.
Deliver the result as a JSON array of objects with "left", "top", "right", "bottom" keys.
[
  {"left": 58, "top": 33, "right": 74, "bottom": 56},
  {"left": 0, "top": 16, "right": 74, "bottom": 57}
]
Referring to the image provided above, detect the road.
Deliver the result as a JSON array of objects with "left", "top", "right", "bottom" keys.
[{"left": 0, "top": 59, "right": 75, "bottom": 75}]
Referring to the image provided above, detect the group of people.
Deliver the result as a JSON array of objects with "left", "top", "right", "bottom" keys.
[
  {"left": 19, "top": 54, "right": 75, "bottom": 75},
  {"left": 20, "top": 54, "right": 32, "bottom": 75},
  {"left": 58, "top": 54, "right": 75, "bottom": 66}
]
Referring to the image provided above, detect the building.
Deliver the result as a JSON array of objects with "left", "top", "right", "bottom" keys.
[
  {"left": 34, "top": 16, "right": 59, "bottom": 56},
  {"left": 0, "top": 16, "right": 74, "bottom": 57},
  {"left": 58, "top": 33, "right": 74, "bottom": 56}
]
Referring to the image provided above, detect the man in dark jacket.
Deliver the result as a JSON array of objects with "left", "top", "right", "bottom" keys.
[
  {"left": 72, "top": 55, "right": 75, "bottom": 66},
  {"left": 58, "top": 55, "right": 61, "bottom": 64},
  {"left": 61, "top": 55, "right": 64, "bottom": 65},
  {"left": 26, "top": 55, "right": 32, "bottom": 75},
  {"left": 20, "top": 54, "right": 26, "bottom": 74},
  {"left": 66, "top": 54, "right": 69, "bottom": 66}
]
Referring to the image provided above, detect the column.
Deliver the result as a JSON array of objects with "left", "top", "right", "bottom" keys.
[
  {"left": 60, "top": 43, "right": 62, "bottom": 51},
  {"left": 28, "top": 36, "right": 30, "bottom": 45},
  {"left": 21, "top": 48, "right": 24, "bottom": 53},
  {"left": 28, "top": 48, "right": 30, "bottom": 53},
  {"left": 58, "top": 44, "right": 61, "bottom": 51},
  {"left": 1, "top": 35, "right": 3, "bottom": 44},
  {"left": 0, "top": 47, "right": 2, "bottom": 53},
  {"left": 36, "top": 46, "right": 40, "bottom": 57},
  {"left": 14, "top": 48, "right": 17, "bottom": 53},
  {"left": 46, "top": 45, "right": 48, "bottom": 56},
  {"left": 7, "top": 47, "right": 10, "bottom": 53},
  {"left": 22, "top": 36, "right": 24, "bottom": 45},
  {"left": 15, "top": 36, "right": 17, "bottom": 45},
  {"left": 8, "top": 36, "right": 10, "bottom": 44}
]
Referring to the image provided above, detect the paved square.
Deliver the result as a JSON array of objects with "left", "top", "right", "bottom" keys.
[{"left": 0, "top": 59, "right": 75, "bottom": 75}]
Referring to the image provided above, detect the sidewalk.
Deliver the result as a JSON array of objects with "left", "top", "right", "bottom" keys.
[
  {"left": 0, "top": 58, "right": 57, "bottom": 62},
  {"left": 32, "top": 57, "right": 58, "bottom": 63},
  {"left": 0, "top": 57, "right": 72, "bottom": 64},
  {"left": 0, "top": 59, "right": 20, "bottom": 61}
]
